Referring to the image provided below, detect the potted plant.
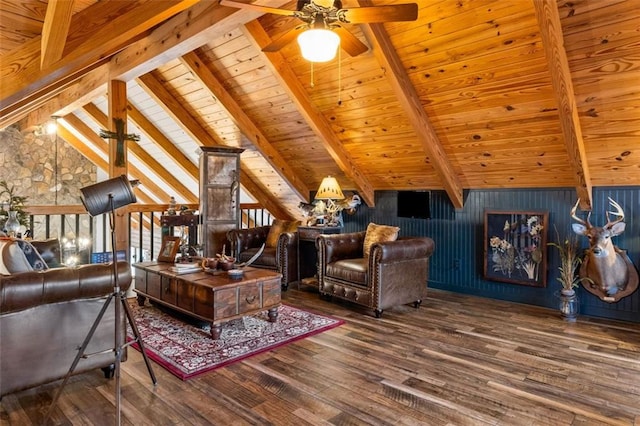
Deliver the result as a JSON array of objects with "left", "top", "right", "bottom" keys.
[{"left": 548, "top": 228, "right": 586, "bottom": 321}]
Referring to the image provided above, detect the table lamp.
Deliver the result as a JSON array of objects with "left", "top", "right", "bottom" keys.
[{"left": 314, "top": 176, "right": 344, "bottom": 226}]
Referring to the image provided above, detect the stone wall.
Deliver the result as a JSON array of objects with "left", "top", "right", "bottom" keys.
[{"left": 0, "top": 124, "right": 96, "bottom": 206}]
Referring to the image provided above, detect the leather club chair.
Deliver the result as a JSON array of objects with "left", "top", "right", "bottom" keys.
[
  {"left": 227, "top": 219, "right": 300, "bottom": 290},
  {"left": 316, "top": 227, "right": 435, "bottom": 317}
]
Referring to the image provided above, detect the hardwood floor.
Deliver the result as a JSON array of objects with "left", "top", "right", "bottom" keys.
[{"left": 2, "top": 288, "right": 639, "bottom": 425}]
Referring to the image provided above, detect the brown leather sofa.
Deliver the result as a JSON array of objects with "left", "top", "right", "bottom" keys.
[
  {"left": 227, "top": 224, "right": 299, "bottom": 290},
  {"left": 0, "top": 261, "right": 131, "bottom": 398},
  {"left": 316, "top": 231, "right": 435, "bottom": 317}
]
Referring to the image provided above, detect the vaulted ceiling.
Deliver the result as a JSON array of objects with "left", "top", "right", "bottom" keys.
[{"left": 1, "top": 0, "right": 639, "bottom": 218}]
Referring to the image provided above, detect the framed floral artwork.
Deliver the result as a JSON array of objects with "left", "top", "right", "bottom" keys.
[{"left": 483, "top": 210, "right": 548, "bottom": 287}]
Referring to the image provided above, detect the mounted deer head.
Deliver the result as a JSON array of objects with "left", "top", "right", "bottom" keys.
[{"left": 571, "top": 197, "right": 629, "bottom": 296}]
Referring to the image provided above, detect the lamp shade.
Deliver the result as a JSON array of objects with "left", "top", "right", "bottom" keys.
[
  {"left": 297, "top": 28, "right": 340, "bottom": 62},
  {"left": 80, "top": 175, "right": 137, "bottom": 216},
  {"left": 315, "top": 176, "right": 344, "bottom": 200}
]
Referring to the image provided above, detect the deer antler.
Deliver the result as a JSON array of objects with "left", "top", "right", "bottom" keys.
[
  {"left": 236, "top": 243, "right": 265, "bottom": 268},
  {"left": 570, "top": 198, "right": 592, "bottom": 228},
  {"left": 605, "top": 197, "right": 625, "bottom": 228}
]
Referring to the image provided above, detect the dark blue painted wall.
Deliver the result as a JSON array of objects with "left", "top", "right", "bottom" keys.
[{"left": 341, "top": 187, "right": 640, "bottom": 323}]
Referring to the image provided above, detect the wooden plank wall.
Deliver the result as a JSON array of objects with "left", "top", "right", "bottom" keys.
[{"left": 343, "top": 187, "right": 640, "bottom": 323}]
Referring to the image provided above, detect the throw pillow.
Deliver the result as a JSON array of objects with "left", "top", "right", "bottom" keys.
[
  {"left": 15, "top": 239, "right": 49, "bottom": 271},
  {"left": 30, "top": 238, "right": 62, "bottom": 268},
  {"left": 0, "top": 239, "right": 34, "bottom": 274},
  {"left": 363, "top": 223, "right": 400, "bottom": 258},
  {"left": 265, "top": 219, "right": 301, "bottom": 248}
]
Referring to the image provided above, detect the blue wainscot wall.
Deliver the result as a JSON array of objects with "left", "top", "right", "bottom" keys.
[{"left": 341, "top": 187, "right": 640, "bottom": 323}]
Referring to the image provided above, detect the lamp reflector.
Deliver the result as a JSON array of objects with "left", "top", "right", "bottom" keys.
[{"left": 80, "top": 175, "right": 137, "bottom": 216}]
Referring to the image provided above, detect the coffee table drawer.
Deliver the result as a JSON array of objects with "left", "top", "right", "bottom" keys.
[
  {"left": 178, "top": 280, "right": 195, "bottom": 312},
  {"left": 193, "top": 285, "right": 213, "bottom": 319},
  {"left": 213, "top": 287, "right": 237, "bottom": 320},
  {"left": 262, "top": 278, "right": 281, "bottom": 307},
  {"left": 134, "top": 273, "right": 146, "bottom": 293},
  {"left": 238, "top": 283, "right": 261, "bottom": 314},
  {"left": 146, "top": 272, "right": 161, "bottom": 299},
  {"left": 162, "top": 277, "right": 177, "bottom": 305}
]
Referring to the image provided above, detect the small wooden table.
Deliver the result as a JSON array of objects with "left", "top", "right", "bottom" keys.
[
  {"left": 297, "top": 225, "right": 342, "bottom": 287},
  {"left": 133, "top": 262, "right": 282, "bottom": 339}
]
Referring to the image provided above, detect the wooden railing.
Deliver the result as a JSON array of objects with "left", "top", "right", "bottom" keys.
[
  {"left": 23, "top": 203, "right": 272, "bottom": 265},
  {"left": 239, "top": 203, "right": 274, "bottom": 229}
]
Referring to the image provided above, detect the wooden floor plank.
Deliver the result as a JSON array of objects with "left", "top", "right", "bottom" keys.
[{"left": 1, "top": 288, "right": 639, "bottom": 425}]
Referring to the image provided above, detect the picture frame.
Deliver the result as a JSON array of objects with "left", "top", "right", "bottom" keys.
[
  {"left": 158, "top": 236, "right": 180, "bottom": 263},
  {"left": 483, "top": 210, "right": 548, "bottom": 287}
]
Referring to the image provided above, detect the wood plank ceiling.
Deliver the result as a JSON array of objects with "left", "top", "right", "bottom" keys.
[{"left": 1, "top": 0, "right": 639, "bottom": 217}]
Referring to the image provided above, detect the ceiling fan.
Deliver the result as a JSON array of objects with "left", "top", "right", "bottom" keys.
[{"left": 220, "top": 1, "right": 418, "bottom": 61}]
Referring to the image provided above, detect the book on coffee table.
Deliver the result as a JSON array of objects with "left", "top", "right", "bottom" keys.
[{"left": 169, "top": 262, "right": 202, "bottom": 274}]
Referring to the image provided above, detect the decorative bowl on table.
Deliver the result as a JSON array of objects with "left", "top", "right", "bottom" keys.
[
  {"left": 226, "top": 268, "right": 244, "bottom": 279},
  {"left": 219, "top": 258, "right": 236, "bottom": 271},
  {"left": 202, "top": 257, "right": 218, "bottom": 270}
]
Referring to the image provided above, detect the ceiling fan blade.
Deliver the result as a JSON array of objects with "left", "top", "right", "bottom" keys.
[
  {"left": 333, "top": 25, "right": 368, "bottom": 57},
  {"left": 338, "top": 3, "right": 418, "bottom": 24},
  {"left": 262, "top": 25, "right": 308, "bottom": 52},
  {"left": 220, "top": 0, "right": 297, "bottom": 17}
]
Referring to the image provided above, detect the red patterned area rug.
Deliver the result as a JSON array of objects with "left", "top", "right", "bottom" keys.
[{"left": 127, "top": 302, "right": 343, "bottom": 380}]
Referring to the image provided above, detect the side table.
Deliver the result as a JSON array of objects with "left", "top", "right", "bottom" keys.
[{"left": 297, "top": 225, "right": 342, "bottom": 288}]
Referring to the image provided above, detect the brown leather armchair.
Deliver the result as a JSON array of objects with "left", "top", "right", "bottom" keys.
[
  {"left": 227, "top": 224, "right": 299, "bottom": 290},
  {"left": 316, "top": 231, "right": 435, "bottom": 317}
]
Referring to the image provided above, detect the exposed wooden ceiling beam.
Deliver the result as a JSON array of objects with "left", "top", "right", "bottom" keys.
[
  {"left": 107, "top": 79, "right": 128, "bottom": 188},
  {"left": 40, "top": 0, "right": 74, "bottom": 68},
  {"left": 136, "top": 71, "right": 294, "bottom": 220},
  {"left": 57, "top": 121, "right": 108, "bottom": 170},
  {"left": 240, "top": 176, "right": 294, "bottom": 222},
  {"left": 56, "top": 120, "right": 154, "bottom": 204},
  {"left": 128, "top": 190, "right": 156, "bottom": 206},
  {"left": 61, "top": 113, "right": 171, "bottom": 203},
  {"left": 533, "top": 0, "right": 592, "bottom": 210},
  {"left": 125, "top": 103, "right": 199, "bottom": 180},
  {"left": 180, "top": 50, "right": 310, "bottom": 202},
  {"left": 359, "top": 1, "right": 464, "bottom": 209},
  {"left": 126, "top": 188, "right": 155, "bottom": 206},
  {"left": 81, "top": 102, "right": 199, "bottom": 204},
  {"left": 137, "top": 72, "right": 225, "bottom": 146},
  {"left": 18, "top": 69, "right": 105, "bottom": 130},
  {"left": 1, "top": 0, "right": 198, "bottom": 121},
  {"left": 110, "top": 0, "right": 290, "bottom": 82},
  {"left": 2, "top": 0, "right": 289, "bottom": 129},
  {"left": 2, "top": 60, "right": 108, "bottom": 129},
  {"left": 243, "top": 20, "right": 376, "bottom": 207}
]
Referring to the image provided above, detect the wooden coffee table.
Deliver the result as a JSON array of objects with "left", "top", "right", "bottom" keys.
[{"left": 133, "top": 262, "right": 282, "bottom": 339}]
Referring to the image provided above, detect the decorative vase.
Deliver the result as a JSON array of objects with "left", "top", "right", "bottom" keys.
[
  {"left": 558, "top": 288, "right": 579, "bottom": 322},
  {"left": 4, "top": 210, "right": 20, "bottom": 237}
]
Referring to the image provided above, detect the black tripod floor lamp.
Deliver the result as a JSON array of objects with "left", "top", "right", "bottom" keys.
[{"left": 45, "top": 175, "right": 157, "bottom": 425}]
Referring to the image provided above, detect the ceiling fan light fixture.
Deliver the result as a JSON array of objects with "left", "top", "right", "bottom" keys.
[{"left": 297, "top": 28, "right": 340, "bottom": 62}]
